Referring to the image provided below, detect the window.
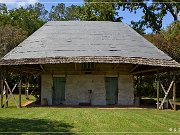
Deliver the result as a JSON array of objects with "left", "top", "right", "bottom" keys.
[{"left": 82, "top": 63, "right": 95, "bottom": 71}]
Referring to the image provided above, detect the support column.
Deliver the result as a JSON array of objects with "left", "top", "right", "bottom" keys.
[
  {"left": 0, "top": 79, "right": 3, "bottom": 108},
  {"left": 5, "top": 84, "right": 8, "bottom": 107},
  {"left": 19, "top": 76, "right": 22, "bottom": 108},
  {"left": 26, "top": 81, "right": 29, "bottom": 100},
  {"left": 157, "top": 72, "right": 160, "bottom": 110},
  {"left": 173, "top": 78, "right": 176, "bottom": 111}
]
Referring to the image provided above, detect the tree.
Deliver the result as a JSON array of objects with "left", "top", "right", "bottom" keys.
[
  {"left": 0, "top": 25, "right": 27, "bottom": 57},
  {"left": 49, "top": 0, "right": 122, "bottom": 21},
  {"left": 27, "top": 3, "right": 49, "bottom": 21},
  {"left": 0, "top": 3, "right": 46, "bottom": 57},
  {"left": 49, "top": 3, "right": 81, "bottom": 21},
  {"left": 145, "top": 21, "right": 180, "bottom": 62},
  {"left": 49, "top": 3, "right": 66, "bottom": 21},
  {"left": 80, "top": 0, "right": 121, "bottom": 21},
  {"left": 119, "top": 0, "right": 180, "bottom": 33},
  {"left": 0, "top": 4, "right": 11, "bottom": 26},
  {"left": 65, "top": 5, "right": 82, "bottom": 20},
  {"left": 8, "top": 7, "right": 45, "bottom": 36}
]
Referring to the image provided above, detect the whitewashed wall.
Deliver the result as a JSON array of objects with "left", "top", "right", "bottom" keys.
[
  {"left": 118, "top": 75, "right": 134, "bottom": 105},
  {"left": 65, "top": 75, "right": 106, "bottom": 105},
  {"left": 41, "top": 74, "right": 134, "bottom": 105},
  {"left": 41, "top": 74, "right": 53, "bottom": 105}
]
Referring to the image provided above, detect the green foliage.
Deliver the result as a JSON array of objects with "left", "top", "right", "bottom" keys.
[
  {"left": 0, "top": 3, "right": 47, "bottom": 58},
  {"left": 138, "top": 21, "right": 180, "bottom": 99},
  {"left": 8, "top": 7, "right": 45, "bottom": 36},
  {"left": 119, "top": 0, "right": 180, "bottom": 33},
  {"left": 145, "top": 21, "right": 180, "bottom": 62},
  {"left": 0, "top": 3, "right": 46, "bottom": 36},
  {"left": 65, "top": 5, "right": 82, "bottom": 20},
  {"left": 27, "top": 3, "right": 48, "bottom": 21},
  {"left": 163, "top": 20, "right": 180, "bottom": 41},
  {"left": 80, "top": 0, "right": 121, "bottom": 21},
  {"left": 0, "top": 25, "right": 27, "bottom": 57},
  {"left": 49, "top": 3, "right": 81, "bottom": 21},
  {"left": 48, "top": 0, "right": 122, "bottom": 21},
  {"left": 81, "top": 0, "right": 121, "bottom": 21}
]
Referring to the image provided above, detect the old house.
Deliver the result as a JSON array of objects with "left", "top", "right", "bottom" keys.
[{"left": 0, "top": 21, "right": 179, "bottom": 107}]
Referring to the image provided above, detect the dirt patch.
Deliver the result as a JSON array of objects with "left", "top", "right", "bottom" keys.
[{"left": 22, "top": 101, "right": 34, "bottom": 107}]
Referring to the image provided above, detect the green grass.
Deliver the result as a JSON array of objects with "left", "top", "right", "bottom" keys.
[
  {"left": 0, "top": 96, "right": 180, "bottom": 134},
  {"left": 0, "top": 108, "right": 179, "bottom": 134}
]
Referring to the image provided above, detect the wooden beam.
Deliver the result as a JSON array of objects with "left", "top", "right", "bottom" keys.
[
  {"left": 157, "top": 73, "right": 160, "bottom": 110},
  {"left": 113, "top": 63, "right": 119, "bottom": 70},
  {"left": 4, "top": 81, "right": 19, "bottom": 108},
  {"left": 130, "top": 65, "right": 139, "bottom": 73},
  {"left": 40, "top": 64, "right": 45, "bottom": 72},
  {"left": 2, "top": 83, "right": 17, "bottom": 108},
  {"left": 169, "top": 100, "right": 174, "bottom": 109},
  {"left": 25, "top": 77, "right": 30, "bottom": 100},
  {"left": 139, "top": 76, "right": 142, "bottom": 99},
  {"left": 5, "top": 85, "right": 8, "bottom": 107},
  {"left": 75, "top": 63, "right": 77, "bottom": 71},
  {"left": 160, "top": 83, "right": 166, "bottom": 94},
  {"left": 136, "top": 76, "right": 139, "bottom": 97},
  {"left": 0, "top": 79, "right": 3, "bottom": 108},
  {"left": 132, "top": 67, "right": 166, "bottom": 75},
  {"left": 159, "top": 77, "right": 175, "bottom": 109},
  {"left": 19, "top": 79, "right": 22, "bottom": 108},
  {"left": 173, "top": 78, "right": 176, "bottom": 111}
]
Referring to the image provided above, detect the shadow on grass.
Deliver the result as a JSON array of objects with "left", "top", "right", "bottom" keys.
[{"left": 0, "top": 117, "right": 74, "bottom": 134}]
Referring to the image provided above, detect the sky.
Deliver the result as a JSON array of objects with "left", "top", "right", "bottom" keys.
[{"left": 0, "top": 0, "right": 178, "bottom": 33}]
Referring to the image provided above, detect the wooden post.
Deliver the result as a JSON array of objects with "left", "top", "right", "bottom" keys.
[
  {"left": 27, "top": 80, "right": 29, "bottom": 99},
  {"left": 157, "top": 73, "right": 160, "bottom": 110},
  {"left": 136, "top": 76, "right": 139, "bottom": 97},
  {"left": 139, "top": 76, "right": 142, "bottom": 101},
  {"left": 5, "top": 85, "right": 8, "bottom": 107},
  {"left": 19, "top": 78, "right": 22, "bottom": 108},
  {"left": 0, "top": 79, "right": 3, "bottom": 108},
  {"left": 173, "top": 78, "right": 176, "bottom": 111}
]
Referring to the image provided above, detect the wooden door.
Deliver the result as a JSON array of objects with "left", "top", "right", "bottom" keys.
[
  {"left": 106, "top": 77, "right": 118, "bottom": 105},
  {"left": 52, "top": 77, "right": 66, "bottom": 105}
]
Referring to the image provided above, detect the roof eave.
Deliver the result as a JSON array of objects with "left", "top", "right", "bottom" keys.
[{"left": 0, "top": 56, "right": 180, "bottom": 68}]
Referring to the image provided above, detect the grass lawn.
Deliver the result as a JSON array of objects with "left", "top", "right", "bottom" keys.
[
  {"left": 0, "top": 107, "right": 179, "bottom": 134},
  {"left": 0, "top": 95, "right": 180, "bottom": 134}
]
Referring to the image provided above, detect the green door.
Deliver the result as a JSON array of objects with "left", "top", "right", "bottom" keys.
[
  {"left": 52, "top": 77, "right": 66, "bottom": 105},
  {"left": 106, "top": 77, "right": 118, "bottom": 105}
]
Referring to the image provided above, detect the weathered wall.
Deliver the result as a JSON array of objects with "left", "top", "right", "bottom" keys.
[
  {"left": 118, "top": 75, "right": 134, "bottom": 105},
  {"left": 41, "top": 74, "right": 53, "bottom": 105},
  {"left": 41, "top": 73, "right": 134, "bottom": 106},
  {"left": 65, "top": 75, "right": 106, "bottom": 105}
]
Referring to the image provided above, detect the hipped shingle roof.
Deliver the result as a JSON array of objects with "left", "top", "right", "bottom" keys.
[{"left": 1, "top": 21, "right": 179, "bottom": 67}]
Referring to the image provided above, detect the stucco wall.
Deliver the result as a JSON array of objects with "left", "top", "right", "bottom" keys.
[
  {"left": 118, "top": 75, "right": 134, "bottom": 105},
  {"left": 65, "top": 75, "right": 106, "bottom": 105},
  {"left": 41, "top": 74, "right": 134, "bottom": 106},
  {"left": 41, "top": 74, "right": 53, "bottom": 105}
]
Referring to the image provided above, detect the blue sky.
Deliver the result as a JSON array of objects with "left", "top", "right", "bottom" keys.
[{"left": 1, "top": 0, "right": 177, "bottom": 33}]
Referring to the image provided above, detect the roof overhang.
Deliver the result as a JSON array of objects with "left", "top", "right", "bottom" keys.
[{"left": 0, "top": 56, "right": 180, "bottom": 68}]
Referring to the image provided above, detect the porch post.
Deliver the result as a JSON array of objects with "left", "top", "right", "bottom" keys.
[
  {"left": 136, "top": 76, "right": 139, "bottom": 97},
  {"left": 157, "top": 72, "right": 160, "bottom": 110},
  {"left": 139, "top": 76, "right": 142, "bottom": 100},
  {"left": 19, "top": 74, "right": 22, "bottom": 108},
  {"left": 5, "top": 84, "right": 8, "bottom": 107},
  {"left": 0, "top": 73, "right": 3, "bottom": 108},
  {"left": 173, "top": 76, "right": 176, "bottom": 111}
]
